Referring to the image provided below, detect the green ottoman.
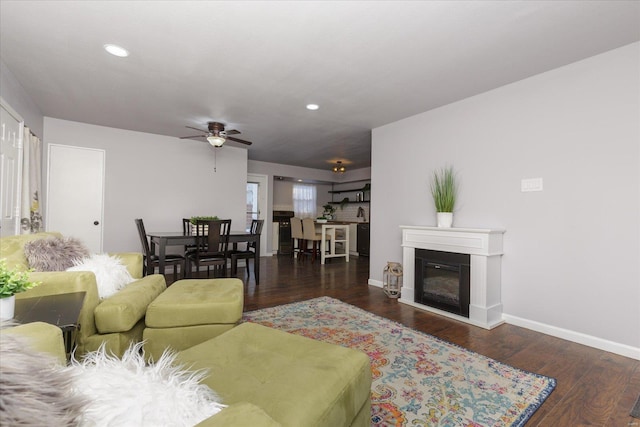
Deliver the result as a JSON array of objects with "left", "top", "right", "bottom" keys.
[
  {"left": 143, "top": 278, "right": 243, "bottom": 360},
  {"left": 177, "top": 322, "right": 372, "bottom": 427}
]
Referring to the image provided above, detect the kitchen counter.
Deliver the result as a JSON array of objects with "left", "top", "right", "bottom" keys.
[{"left": 318, "top": 220, "right": 369, "bottom": 225}]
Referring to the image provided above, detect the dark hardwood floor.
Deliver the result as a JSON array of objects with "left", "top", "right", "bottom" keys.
[{"left": 168, "top": 255, "right": 640, "bottom": 427}]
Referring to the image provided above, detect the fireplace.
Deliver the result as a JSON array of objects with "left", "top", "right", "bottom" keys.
[
  {"left": 400, "top": 226, "right": 505, "bottom": 329},
  {"left": 415, "top": 249, "right": 470, "bottom": 317}
]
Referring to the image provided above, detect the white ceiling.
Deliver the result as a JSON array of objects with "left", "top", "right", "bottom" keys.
[{"left": 1, "top": 1, "right": 638, "bottom": 171}]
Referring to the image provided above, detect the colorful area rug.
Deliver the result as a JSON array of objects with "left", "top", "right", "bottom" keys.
[{"left": 243, "top": 297, "right": 556, "bottom": 427}]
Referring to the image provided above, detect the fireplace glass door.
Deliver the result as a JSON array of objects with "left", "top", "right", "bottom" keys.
[{"left": 415, "top": 249, "right": 470, "bottom": 317}]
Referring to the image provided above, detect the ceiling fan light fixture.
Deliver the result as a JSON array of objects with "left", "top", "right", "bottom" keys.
[
  {"left": 207, "top": 135, "right": 226, "bottom": 147},
  {"left": 332, "top": 161, "right": 346, "bottom": 173},
  {"left": 306, "top": 104, "right": 319, "bottom": 111}
]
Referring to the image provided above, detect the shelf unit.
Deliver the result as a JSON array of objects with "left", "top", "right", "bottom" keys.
[{"left": 328, "top": 182, "right": 371, "bottom": 205}]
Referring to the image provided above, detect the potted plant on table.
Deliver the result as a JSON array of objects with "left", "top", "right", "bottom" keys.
[
  {"left": 322, "top": 204, "right": 336, "bottom": 220},
  {"left": 189, "top": 216, "right": 219, "bottom": 235},
  {"left": 0, "top": 259, "right": 40, "bottom": 320},
  {"left": 430, "top": 166, "right": 457, "bottom": 228}
]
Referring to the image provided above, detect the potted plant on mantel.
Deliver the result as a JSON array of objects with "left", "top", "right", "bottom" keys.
[
  {"left": 430, "top": 166, "right": 457, "bottom": 228},
  {"left": 0, "top": 259, "right": 40, "bottom": 320}
]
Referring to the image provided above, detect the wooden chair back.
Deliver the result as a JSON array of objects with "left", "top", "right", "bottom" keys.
[
  {"left": 134, "top": 218, "right": 152, "bottom": 258},
  {"left": 182, "top": 218, "right": 192, "bottom": 235},
  {"left": 248, "top": 219, "right": 264, "bottom": 250},
  {"left": 194, "top": 219, "right": 231, "bottom": 256}
]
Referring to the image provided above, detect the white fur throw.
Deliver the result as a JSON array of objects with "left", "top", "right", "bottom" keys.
[
  {"left": 67, "top": 254, "right": 134, "bottom": 299},
  {"left": 67, "top": 342, "right": 225, "bottom": 427},
  {"left": 24, "top": 236, "right": 90, "bottom": 271}
]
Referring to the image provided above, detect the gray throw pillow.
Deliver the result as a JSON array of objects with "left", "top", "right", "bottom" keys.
[
  {"left": 23, "top": 236, "right": 91, "bottom": 271},
  {"left": 0, "top": 323, "right": 87, "bottom": 426}
]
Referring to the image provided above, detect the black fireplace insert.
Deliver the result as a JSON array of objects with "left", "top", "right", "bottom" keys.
[{"left": 415, "top": 249, "right": 470, "bottom": 317}]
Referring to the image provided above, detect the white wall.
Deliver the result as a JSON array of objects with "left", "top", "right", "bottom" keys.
[
  {"left": 44, "top": 118, "right": 248, "bottom": 253},
  {"left": 0, "top": 60, "right": 43, "bottom": 138},
  {"left": 371, "top": 43, "right": 640, "bottom": 355}
]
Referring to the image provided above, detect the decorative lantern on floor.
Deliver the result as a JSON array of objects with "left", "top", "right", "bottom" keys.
[{"left": 383, "top": 262, "right": 403, "bottom": 298}]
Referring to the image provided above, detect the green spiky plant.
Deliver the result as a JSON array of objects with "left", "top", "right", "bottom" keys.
[
  {"left": 430, "top": 166, "right": 457, "bottom": 212},
  {"left": 189, "top": 216, "right": 219, "bottom": 225},
  {"left": 0, "top": 259, "right": 39, "bottom": 298}
]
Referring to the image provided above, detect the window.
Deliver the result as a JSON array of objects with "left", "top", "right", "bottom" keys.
[{"left": 293, "top": 183, "right": 317, "bottom": 218}]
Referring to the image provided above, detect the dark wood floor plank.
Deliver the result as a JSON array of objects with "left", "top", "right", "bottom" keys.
[{"left": 169, "top": 255, "right": 640, "bottom": 426}]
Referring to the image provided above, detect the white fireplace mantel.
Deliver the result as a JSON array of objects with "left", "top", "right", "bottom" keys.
[{"left": 400, "top": 226, "right": 506, "bottom": 329}]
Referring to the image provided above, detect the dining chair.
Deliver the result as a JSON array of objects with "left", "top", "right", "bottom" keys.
[
  {"left": 185, "top": 219, "right": 231, "bottom": 278},
  {"left": 301, "top": 217, "right": 327, "bottom": 263},
  {"left": 181, "top": 218, "right": 199, "bottom": 254},
  {"left": 228, "top": 219, "right": 264, "bottom": 283},
  {"left": 290, "top": 217, "right": 304, "bottom": 259},
  {"left": 134, "top": 218, "right": 185, "bottom": 281}
]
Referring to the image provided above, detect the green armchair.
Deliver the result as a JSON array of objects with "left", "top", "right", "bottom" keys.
[{"left": 0, "top": 232, "right": 166, "bottom": 357}]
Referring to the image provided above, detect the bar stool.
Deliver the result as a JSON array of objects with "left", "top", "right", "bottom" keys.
[
  {"left": 301, "top": 218, "right": 327, "bottom": 263},
  {"left": 290, "top": 217, "right": 304, "bottom": 259}
]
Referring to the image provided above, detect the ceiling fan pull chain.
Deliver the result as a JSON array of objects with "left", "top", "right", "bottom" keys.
[{"left": 214, "top": 147, "right": 217, "bottom": 173}]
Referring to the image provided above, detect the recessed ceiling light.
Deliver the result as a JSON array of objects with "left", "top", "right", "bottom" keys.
[
  {"left": 306, "top": 104, "right": 319, "bottom": 111},
  {"left": 104, "top": 44, "right": 129, "bottom": 57}
]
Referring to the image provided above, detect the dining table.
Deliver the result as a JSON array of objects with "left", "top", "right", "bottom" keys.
[{"left": 147, "top": 231, "right": 260, "bottom": 283}]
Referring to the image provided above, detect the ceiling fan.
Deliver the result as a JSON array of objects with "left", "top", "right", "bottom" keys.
[{"left": 179, "top": 122, "right": 253, "bottom": 147}]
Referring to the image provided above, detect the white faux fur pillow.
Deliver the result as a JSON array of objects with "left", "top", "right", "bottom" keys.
[
  {"left": 67, "top": 254, "right": 134, "bottom": 299},
  {"left": 67, "top": 342, "right": 225, "bottom": 427}
]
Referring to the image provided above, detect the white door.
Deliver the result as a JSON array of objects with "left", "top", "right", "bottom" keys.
[
  {"left": 47, "top": 144, "right": 105, "bottom": 252},
  {"left": 247, "top": 173, "right": 269, "bottom": 256},
  {"left": 0, "top": 100, "right": 24, "bottom": 237}
]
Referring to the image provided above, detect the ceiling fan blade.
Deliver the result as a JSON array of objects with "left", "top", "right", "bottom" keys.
[
  {"left": 185, "top": 125, "right": 208, "bottom": 133},
  {"left": 179, "top": 134, "right": 207, "bottom": 139},
  {"left": 227, "top": 136, "right": 253, "bottom": 146},
  {"left": 225, "top": 129, "right": 241, "bottom": 135}
]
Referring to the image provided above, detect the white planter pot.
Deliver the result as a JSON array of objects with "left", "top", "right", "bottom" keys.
[
  {"left": 436, "top": 212, "right": 453, "bottom": 228},
  {"left": 0, "top": 295, "right": 16, "bottom": 320}
]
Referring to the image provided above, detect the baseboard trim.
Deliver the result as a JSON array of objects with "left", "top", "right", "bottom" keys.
[
  {"left": 367, "top": 279, "right": 639, "bottom": 360},
  {"left": 502, "top": 314, "right": 640, "bottom": 361},
  {"left": 368, "top": 279, "right": 383, "bottom": 288}
]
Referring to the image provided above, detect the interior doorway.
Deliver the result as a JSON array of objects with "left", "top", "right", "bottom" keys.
[
  {"left": 46, "top": 144, "right": 105, "bottom": 252},
  {"left": 247, "top": 173, "right": 269, "bottom": 256}
]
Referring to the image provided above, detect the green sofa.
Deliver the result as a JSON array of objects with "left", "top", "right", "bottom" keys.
[
  {"left": 6, "top": 321, "right": 372, "bottom": 427},
  {"left": 0, "top": 232, "right": 166, "bottom": 357}
]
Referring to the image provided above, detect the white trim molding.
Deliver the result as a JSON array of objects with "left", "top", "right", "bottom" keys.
[{"left": 503, "top": 314, "right": 640, "bottom": 361}]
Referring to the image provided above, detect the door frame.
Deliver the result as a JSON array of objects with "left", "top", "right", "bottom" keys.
[
  {"left": 46, "top": 143, "right": 105, "bottom": 252},
  {"left": 0, "top": 97, "right": 24, "bottom": 236},
  {"left": 247, "top": 173, "right": 269, "bottom": 256}
]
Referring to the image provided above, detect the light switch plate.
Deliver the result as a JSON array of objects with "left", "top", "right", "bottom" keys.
[{"left": 521, "top": 177, "right": 543, "bottom": 192}]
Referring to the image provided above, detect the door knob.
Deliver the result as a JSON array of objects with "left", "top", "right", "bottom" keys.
[{"left": 93, "top": 221, "right": 99, "bottom": 225}]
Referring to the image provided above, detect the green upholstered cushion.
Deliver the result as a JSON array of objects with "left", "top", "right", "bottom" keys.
[
  {"left": 0, "top": 232, "right": 63, "bottom": 271},
  {"left": 195, "top": 402, "right": 281, "bottom": 427},
  {"left": 83, "top": 319, "right": 147, "bottom": 358},
  {"left": 143, "top": 323, "right": 235, "bottom": 361},
  {"left": 109, "top": 252, "right": 143, "bottom": 279},
  {"left": 146, "top": 279, "right": 243, "bottom": 328},
  {"left": 18, "top": 271, "right": 100, "bottom": 355},
  {"left": 176, "top": 323, "right": 372, "bottom": 427},
  {"left": 94, "top": 274, "right": 166, "bottom": 334},
  {"left": 2, "top": 322, "right": 66, "bottom": 365}
]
